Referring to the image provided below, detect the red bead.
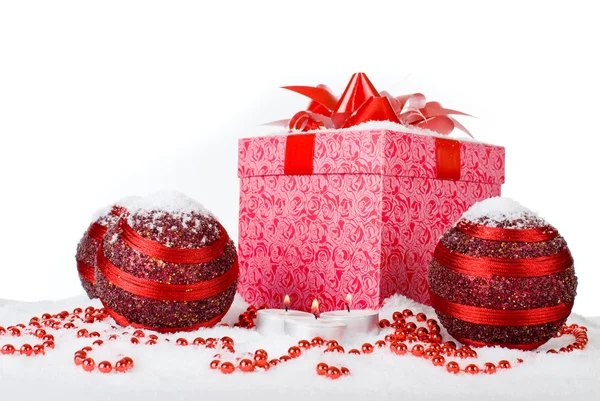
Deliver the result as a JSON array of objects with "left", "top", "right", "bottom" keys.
[
  {"left": 415, "top": 312, "right": 427, "bottom": 322},
  {"left": 269, "top": 359, "right": 280, "bottom": 366},
  {"left": 89, "top": 331, "right": 101, "bottom": 338},
  {"left": 149, "top": 334, "right": 159, "bottom": 340},
  {"left": 34, "top": 329, "right": 46, "bottom": 338},
  {"left": 146, "top": 339, "right": 157, "bottom": 345},
  {"left": 254, "top": 349, "right": 268, "bottom": 357},
  {"left": 98, "top": 361, "right": 113, "bottom": 374},
  {"left": 74, "top": 353, "right": 86, "bottom": 366},
  {"left": 0, "top": 326, "right": 6, "bottom": 335},
  {"left": 483, "top": 362, "right": 497, "bottom": 374},
  {"left": 498, "top": 360, "right": 511, "bottom": 369},
  {"left": 33, "top": 344, "right": 45, "bottom": 355},
  {"left": 361, "top": 343, "right": 374, "bottom": 354},
  {"left": 8, "top": 327, "right": 21, "bottom": 336},
  {"left": 444, "top": 341, "right": 457, "bottom": 349},
  {"left": 429, "top": 333, "right": 443, "bottom": 344},
  {"left": 130, "top": 337, "right": 140, "bottom": 345},
  {"left": 416, "top": 327, "right": 429, "bottom": 338},
  {"left": 77, "top": 329, "right": 88, "bottom": 338},
  {"left": 326, "top": 366, "right": 341, "bottom": 380},
  {"left": 432, "top": 355, "right": 446, "bottom": 366},
  {"left": 454, "top": 349, "right": 468, "bottom": 359},
  {"left": 374, "top": 340, "right": 386, "bottom": 349},
  {"left": 405, "top": 322, "right": 417, "bottom": 333},
  {"left": 41, "top": 313, "right": 52, "bottom": 320},
  {"left": 379, "top": 319, "right": 391, "bottom": 328},
  {"left": 465, "top": 364, "right": 480, "bottom": 374},
  {"left": 258, "top": 304, "right": 268, "bottom": 310},
  {"left": 384, "top": 334, "right": 396, "bottom": 343},
  {"left": 426, "top": 319, "right": 438, "bottom": 328},
  {"left": 122, "top": 357, "right": 134, "bottom": 369},
  {"left": 206, "top": 338, "right": 217, "bottom": 347},
  {"left": 311, "top": 337, "right": 325, "bottom": 347},
  {"left": 115, "top": 359, "right": 128, "bottom": 373},
  {"left": 288, "top": 346, "right": 302, "bottom": 358},
  {"left": 411, "top": 344, "right": 424, "bottom": 357},
  {"left": 334, "top": 345, "right": 345, "bottom": 353},
  {"left": 279, "top": 355, "right": 291, "bottom": 363},
  {"left": 209, "top": 360, "right": 221, "bottom": 370},
  {"left": 132, "top": 330, "right": 145, "bottom": 338},
  {"left": 254, "top": 353, "right": 268, "bottom": 367},
  {"left": 340, "top": 366, "right": 350, "bottom": 376},
  {"left": 19, "top": 344, "right": 33, "bottom": 356},
  {"left": 317, "top": 362, "right": 329, "bottom": 376},
  {"left": 392, "top": 311, "right": 403, "bottom": 322},
  {"left": 82, "top": 358, "right": 95, "bottom": 372},
  {"left": 298, "top": 340, "right": 311, "bottom": 350},
  {"left": 394, "top": 330, "right": 407, "bottom": 341},
  {"left": 326, "top": 340, "right": 339, "bottom": 348},
  {"left": 402, "top": 309, "right": 413, "bottom": 318},
  {"left": 1, "top": 344, "right": 15, "bottom": 355},
  {"left": 446, "top": 361, "right": 460, "bottom": 374},
  {"left": 348, "top": 348, "right": 361, "bottom": 355},
  {"left": 176, "top": 338, "right": 189, "bottom": 346},
  {"left": 43, "top": 341, "right": 55, "bottom": 349},
  {"left": 546, "top": 349, "right": 558, "bottom": 354},
  {"left": 391, "top": 343, "right": 407, "bottom": 356},
  {"left": 220, "top": 362, "right": 235, "bottom": 374},
  {"left": 239, "top": 359, "right": 255, "bottom": 372},
  {"left": 93, "top": 340, "right": 104, "bottom": 347},
  {"left": 424, "top": 347, "right": 439, "bottom": 359},
  {"left": 220, "top": 336, "right": 234, "bottom": 346},
  {"left": 73, "top": 308, "right": 83, "bottom": 315}
]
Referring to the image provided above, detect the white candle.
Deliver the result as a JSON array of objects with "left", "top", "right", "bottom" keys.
[
  {"left": 255, "top": 309, "right": 313, "bottom": 336},
  {"left": 284, "top": 317, "right": 347, "bottom": 340},
  {"left": 319, "top": 309, "right": 380, "bottom": 336}
]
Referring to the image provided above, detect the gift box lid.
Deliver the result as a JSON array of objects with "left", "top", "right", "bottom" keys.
[{"left": 238, "top": 128, "right": 505, "bottom": 185}]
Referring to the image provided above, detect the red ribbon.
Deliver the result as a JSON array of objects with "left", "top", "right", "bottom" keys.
[
  {"left": 434, "top": 242, "right": 573, "bottom": 278},
  {"left": 456, "top": 221, "right": 559, "bottom": 242},
  {"left": 76, "top": 260, "right": 96, "bottom": 284},
  {"left": 87, "top": 223, "right": 108, "bottom": 242},
  {"left": 97, "top": 247, "right": 238, "bottom": 302},
  {"left": 119, "top": 219, "right": 229, "bottom": 264},
  {"left": 429, "top": 291, "right": 573, "bottom": 327},
  {"left": 270, "top": 72, "right": 472, "bottom": 137},
  {"left": 101, "top": 301, "right": 227, "bottom": 332}
]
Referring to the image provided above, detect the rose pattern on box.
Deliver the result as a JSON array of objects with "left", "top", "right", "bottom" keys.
[{"left": 238, "top": 130, "right": 504, "bottom": 311}]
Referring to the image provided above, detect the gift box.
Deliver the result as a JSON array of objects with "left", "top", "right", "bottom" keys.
[{"left": 237, "top": 73, "right": 505, "bottom": 312}]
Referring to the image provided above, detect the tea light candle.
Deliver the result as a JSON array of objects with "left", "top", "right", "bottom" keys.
[
  {"left": 284, "top": 317, "right": 347, "bottom": 340},
  {"left": 255, "top": 295, "right": 313, "bottom": 336},
  {"left": 256, "top": 309, "right": 313, "bottom": 336},
  {"left": 319, "top": 294, "right": 380, "bottom": 336}
]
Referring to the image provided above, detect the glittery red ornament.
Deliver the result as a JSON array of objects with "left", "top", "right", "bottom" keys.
[
  {"left": 428, "top": 197, "right": 577, "bottom": 350},
  {"left": 75, "top": 202, "right": 132, "bottom": 298},
  {"left": 95, "top": 192, "right": 238, "bottom": 332}
]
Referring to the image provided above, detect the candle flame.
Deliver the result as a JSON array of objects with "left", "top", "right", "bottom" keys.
[
  {"left": 284, "top": 294, "right": 290, "bottom": 311},
  {"left": 311, "top": 299, "right": 319, "bottom": 318}
]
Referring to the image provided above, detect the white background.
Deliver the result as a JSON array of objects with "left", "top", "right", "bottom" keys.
[{"left": 0, "top": 1, "right": 598, "bottom": 315}]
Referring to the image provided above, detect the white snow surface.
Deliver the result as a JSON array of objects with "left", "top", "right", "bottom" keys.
[
  {"left": 1, "top": 294, "right": 598, "bottom": 401},
  {"left": 90, "top": 196, "right": 142, "bottom": 222},
  {"left": 462, "top": 197, "right": 548, "bottom": 228},
  {"left": 126, "top": 190, "right": 214, "bottom": 219}
]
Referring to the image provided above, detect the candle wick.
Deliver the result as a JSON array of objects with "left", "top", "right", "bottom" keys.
[
  {"left": 285, "top": 306, "right": 288, "bottom": 312},
  {"left": 313, "top": 313, "right": 318, "bottom": 320},
  {"left": 346, "top": 304, "right": 350, "bottom": 313}
]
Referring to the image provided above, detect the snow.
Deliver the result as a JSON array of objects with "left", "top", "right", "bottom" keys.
[
  {"left": 462, "top": 197, "right": 548, "bottom": 228},
  {"left": 1, "top": 294, "right": 598, "bottom": 401},
  {"left": 90, "top": 196, "right": 142, "bottom": 222},
  {"left": 125, "top": 190, "right": 214, "bottom": 221}
]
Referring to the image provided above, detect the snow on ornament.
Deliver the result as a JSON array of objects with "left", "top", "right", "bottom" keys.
[
  {"left": 94, "top": 191, "right": 238, "bottom": 332},
  {"left": 428, "top": 197, "right": 577, "bottom": 350},
  {"left": 75, "top": 197, "right": 139, "bottom": 298}
]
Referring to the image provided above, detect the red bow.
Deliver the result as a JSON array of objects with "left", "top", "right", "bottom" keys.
[{"left": 269, "top": 72, "right": 473, "bottom": 137}]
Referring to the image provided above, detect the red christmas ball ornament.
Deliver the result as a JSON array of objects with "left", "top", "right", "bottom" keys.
[
  {"left": 95, "top": 192, "right": 238, "bottom": 332},
  {"left": 75, "top": 199, "right": 136, "bottom": 298},
  {"left": 428, "top": 197, "right": 577, "bottom": 350}
]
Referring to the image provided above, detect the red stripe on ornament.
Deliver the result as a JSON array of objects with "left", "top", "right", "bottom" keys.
[
  {"left": 96, "top": 247, "right": 238, "bottom": 302},
  {"left": 429, "top": 291, "right": 573, "bottom": 326},
  {"left": 119, "top": 219, "right": 229, "bottom": 264},
  {"left": 76, "top": 260, "right": 95, "bottom": 284},
  {"left": 434, "top": 242, "right": 573, "bottom": 278},
  {"left": 88, "top": 223, "right": 108, "bottom": 242},
  {"left": 102, "top": 301, "right": 227, "bottom": 332},
  {"left": 456, "top": 221, "right": 558, "bottom": 242}
]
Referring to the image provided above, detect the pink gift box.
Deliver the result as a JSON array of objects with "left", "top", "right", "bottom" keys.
[{"left": 237, "top": 129, "right": 505, "bottom": 312}]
